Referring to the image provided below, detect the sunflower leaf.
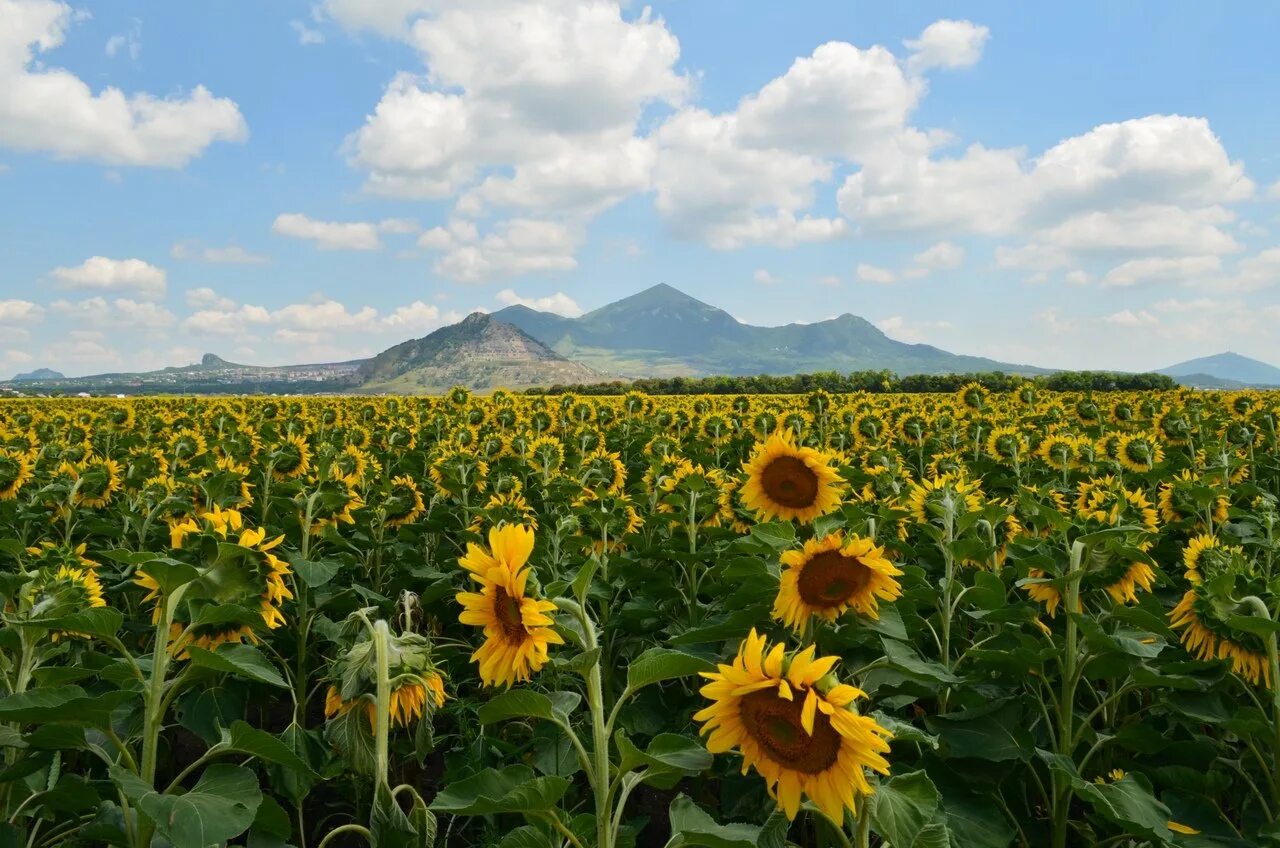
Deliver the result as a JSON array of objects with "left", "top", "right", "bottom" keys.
[
  {"left": 186, "top": 644, "right": 288, "bottom": 689},
  {"left": 627, "top": 648, "right": 715, "bottom": 691}
]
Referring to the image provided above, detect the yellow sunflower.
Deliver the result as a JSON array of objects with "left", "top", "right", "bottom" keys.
[
  {"left": 1170, "top": 588, "right": 1271, "bottom": 688},
  {"left": 0, "top": 448, "right": 34, "bottom": 500},
  {"left": 740, "top": 432, "right": 843, "bottom": 524},
  {"left": 383, "top": 475, "right": 426, "bottom": 528},
  {"left": 456, "top": 524, "right": 563, "bottom": 687},
  {"left": 694, "top": 630, "right": 892, "bottom": 821},
  {"left": 773, "top": 534, "right": 902, "bottom": 632}
]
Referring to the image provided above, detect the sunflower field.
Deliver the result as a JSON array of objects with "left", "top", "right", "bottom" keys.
[{"left": 1, "top": 385, "right": 1279, "bottom": 848}]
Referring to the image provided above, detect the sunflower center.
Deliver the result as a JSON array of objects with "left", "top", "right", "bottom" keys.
[
  {"left": 760, "top": 456, "right": 819, "bottom": 509},
  {"left": 493, "top": 587, "right": 528, "bottom": 641},
  {"left": 797, "top": 550, "right": 872, "bottom": 608},
  {"left": 740, "top": 688, "right": 840, "bottom": 774}
]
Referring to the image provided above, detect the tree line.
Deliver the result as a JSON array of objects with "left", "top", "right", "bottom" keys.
[{"left": 525, "top": 369, "right": 1179, "bottom": 396}]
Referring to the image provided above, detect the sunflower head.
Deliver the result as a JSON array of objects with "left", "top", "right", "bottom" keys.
[
  {"left": 695, "top": 630, "right": 891, "bottom": 821},
  {"left": 740, "top": 432, "right": 843, "bottom": 524},
  {"left": 773, "top": 534, "right": 903, "bottom": 631},
  {"left": 456, "top": 524, "right": 563, "bottom": 687}
]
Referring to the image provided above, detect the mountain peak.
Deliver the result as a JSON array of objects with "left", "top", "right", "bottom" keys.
[
  {"left": 201, "top": 353, "right": 230, "bottom": 367},
  {"left": 1159, "top": 351, "right": 1280, "bottom": 386}
]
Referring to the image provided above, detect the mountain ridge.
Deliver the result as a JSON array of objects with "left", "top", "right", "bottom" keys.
[
  {"left": 494, "top": 283, "right": 1047, "bottom": 378},
  {"left": 1158, "top": 352, "right": 1280, "bottom": 387}
]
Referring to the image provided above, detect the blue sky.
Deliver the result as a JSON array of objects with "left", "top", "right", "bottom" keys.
[{"left": 1, "top": 0, "right": 1278, "bottom": 377}]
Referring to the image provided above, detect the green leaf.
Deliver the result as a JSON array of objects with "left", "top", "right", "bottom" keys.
[
  {"left": 571, "top": 558, "right": 599, "bottom": 605},
  {"left": 664, "top": 794, "right": 771, "bottom": 847},
  {"left": 186, "top": 644, "right": 288, "bottom": 689},
  {"left": 290, "top": 557, "right": 341, "bottom": 589},
  {"left": 223, "top": 721, "right": 314, "bottom": 775},
  {"left": 1071, "top": 773, "right": 1172, "bottom": 841},
  {"left": 881, "top": 639, "right": 959, "bottom": 684},
  {"left": 0, "top": 686, "right": 135, "bottom": 728},
  {"left": 116, "top": 763, "right": 262, "bottom": 848},
  {"left": 18, "top": 607, "right": 123, "bottom": 639},
  {"left": 477, "top": 689, "right": 578, "bottom": 726},
  {"left": 430, "top": 765, "right": 569, "bottom": 816},
  {"left": 870, "top": 771, "right": 941, "bottom": 848},
  {"left": 617, "top": 732, "right": 712, "bottom": 787},
  {"left": 748, "top": 522, "right": 796, "bottom": 551},
  {"left": 137, "top": 558, "right": 201, "bottom": 595},
  {"left": 627, "top": 648, "right": 714, "bottom": 691},
  {"left": 925, "top": 700, "right": 1032, "bottom": 762}
]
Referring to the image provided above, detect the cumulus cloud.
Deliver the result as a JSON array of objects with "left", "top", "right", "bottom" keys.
[
  {"left": 419, "top": 218, "right": 582, "bottom": 282},
  {"left": 50, "top": 256, "right": 167, "bottom": 299},
  {"left": 271, "top": 213, "right": 382, "bottom": 251},
  {"left": 905, "top": 20, "right": 990, "bottom": 74},
  {"left": 51, "top": 296, "right": 175, "bottom": 329},
  {"left": 0, "top": 0, "right": 246, "bottom": 167},
  {"left": 753, "top": 269, "right": 779, "bottom": 285},
  {"left": 0, "top": 299, "right": 44, "bottom": 323},
  {"left": 856, "top": 263, "right": 897, "bottom": 285},
  {"left": 1102, "top": 309, "right": 1159, "bottom": 326},
  {"left": 495, "top": 288, "right": 584, "bottom": 317}
]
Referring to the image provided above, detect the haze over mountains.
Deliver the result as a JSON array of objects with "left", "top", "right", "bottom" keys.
[{"left": 3, "top": 285, "right": 1278, "bottom": 393}]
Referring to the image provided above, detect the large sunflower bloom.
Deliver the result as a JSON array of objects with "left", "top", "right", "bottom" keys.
[
  {"left": 456, "top": 525, "right": 563, "bottom": 687},
  {"left": 773, "top": 534, "right": 902, "bottom": 631},
  {"left": 695, "top": 630, "right": 891, "bottom": 821},
  {"left": 740, "top": 432, "right": 842, "bottom": 524}
]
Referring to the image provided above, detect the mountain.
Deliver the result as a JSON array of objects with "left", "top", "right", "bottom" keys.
[
  {"left": 1159, "top": 352, "right": 1280, "bottom": 387},
  {"left": 11, "top": 368, "right": 64, "bottom": 381},
  {"left": 494, "top": 283, "right": 1046, "bottom": 377},
  {"left": 357, "top": 312, "right": 607, "bottom": 392}
]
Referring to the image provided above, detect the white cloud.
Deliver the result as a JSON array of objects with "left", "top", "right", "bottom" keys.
[
  {"left": 876, "top": 315, "right": 954, "bottom": 343},
  {"left": 856, "top": 263, "right": 897, "bottom": 284},
  {"left": 105, "top": 21, "right": 141, "bottom": 60},
  {"left": 383, "top": 301, "right": 454, "bottom": 332},
  {"left": 272, "top": 299, "right": 379, "bottom": 331},
  {"left": 0, "top": 0, "right": 246, "bottom": 167},
  {"left": 291, "top": 19, "right": 324, "bottom": 45},
  {"left": 184, "top": 287, "right": 236, "bottom": 310},
  {"left": 50, "top": 256, "right": 166, "bottom": 299},
  {"left": 1102, "top": 309, "right": 1159, "bottom": 326},
  {"left": 171, "top": 241, "right": 269, "bottom": 264},
  {"left": 51, "top": 296, "right": 175, "bottom": 329},
  {"left": 495, "top": 288, "right": 584, "bottom": 316},
  {"left": 0, "top": 299, "right": 44, "bottom": 323},
  {"left": 1101, "top": 255, "right": 1222, "bottom": 288},
  {"left": 271, "top": 213, "right": 382, "bottom": 251},
  {"left": 377, "top": 218, "right": 419, "bottom": 234},
  {"left": 911, "top": 241, "right": 965, "bottom": 271},
  {"left": 753, "top": 269, "right": 779, "bottom": 285},
  {"left": 420, "top": 218, "right": 582, "bottom": 282},
  {"left": 182, "top": 304, "right": 270, "bottom": 336},
  {"left": 905, "top": 19, "right": 990, "bottom": 74}
]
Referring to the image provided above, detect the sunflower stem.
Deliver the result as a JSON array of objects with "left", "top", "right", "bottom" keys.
[
  {"left": 1051, "top": 539, "right": 1086, "bottom": 848},
  {"left": 1237, "top": 595, "right": 1280, "bottom": 806}
]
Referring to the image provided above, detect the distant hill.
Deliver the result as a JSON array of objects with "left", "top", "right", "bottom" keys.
[
  {"left": 357, "top": 312, "right": 608, "bottom": 393},
  {"left": 1159, "top": 352, "right": 1280, "bottom": 387},
  {"left": 11, "top": 368, "right": 64, "bottom": 381},
  {"left": 494, "top": 283, "right": 1046, "bottom": 378}
]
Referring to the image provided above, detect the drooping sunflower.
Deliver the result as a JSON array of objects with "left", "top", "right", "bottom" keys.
[
  {"left": 740, "top": 432, "right": 843, "bottom": 524},
  {"left": 62, "top": 457, "right": 123, "bottom": 509},
  {"left": 773, "top": 534, "right": 902, "bottom": 631},
  {"left": 324, "top": 673, "right": 447, "bottom": 728},
  {"left": 694, "top": 630, "right": 892, "bottom": 821},
  {"left": 1181, "top": 534, "right": 1239, "bottom": 585},
  {"left": 456, "top": 524, "right": 563, "bottom": 687},
  {"left": 1170, "top": 588, "right": 1271, "bottom": 687}
]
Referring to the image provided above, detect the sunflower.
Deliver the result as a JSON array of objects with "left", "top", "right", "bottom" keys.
[
  {"left": 456, "top": 524, "right": 563, "bottom": 687},
  {"left": 383, "top": 475, "right": 426, "bottom": 528},
  {"left": 1181, "top": 534, "right": 1239, "bottom": 585},
  {"left": 1170, "top": 588, "right": 1271, "bottom": 687},
  {"left": 324, "top": 673, "right": 447, "bottom": 728},
  {"left": 1158, "top": 469, "right": 1229, "bottom": 527},
  {"left": 1102, "top": 561, "right": 1156, "bottom": 605},
  {"left": 1038, "top": 434, "right": 1077, "bottom": 471},
  {"left": 1115, "top": 433, "right": 1164, "bottom": 473},
  {"left": 0, "top": 448, "right": 33, "bottom": 500},
  {"left": 270, "top": 433, "right": 312, "bottom": 481},
  {"left": 62, "top": 457, "right": 123, "bottom": 508},
  {"left": 694, "top": 630, "right": 892, "bottom": 821},
  {"left": 904, "top": 473, "right": 984, "bottom": 525},
  {"left": 1023, "top": 568, "right": 1068, "bottom": 618},
  {"left": 773, "top": 534, "right": 902, "bottom": 631},
  {"left": 470, "top": 490, "right": 539, "bottom": 534},
  {"left": 740, "top": 432, "right": 843, "bottom": 524}
]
